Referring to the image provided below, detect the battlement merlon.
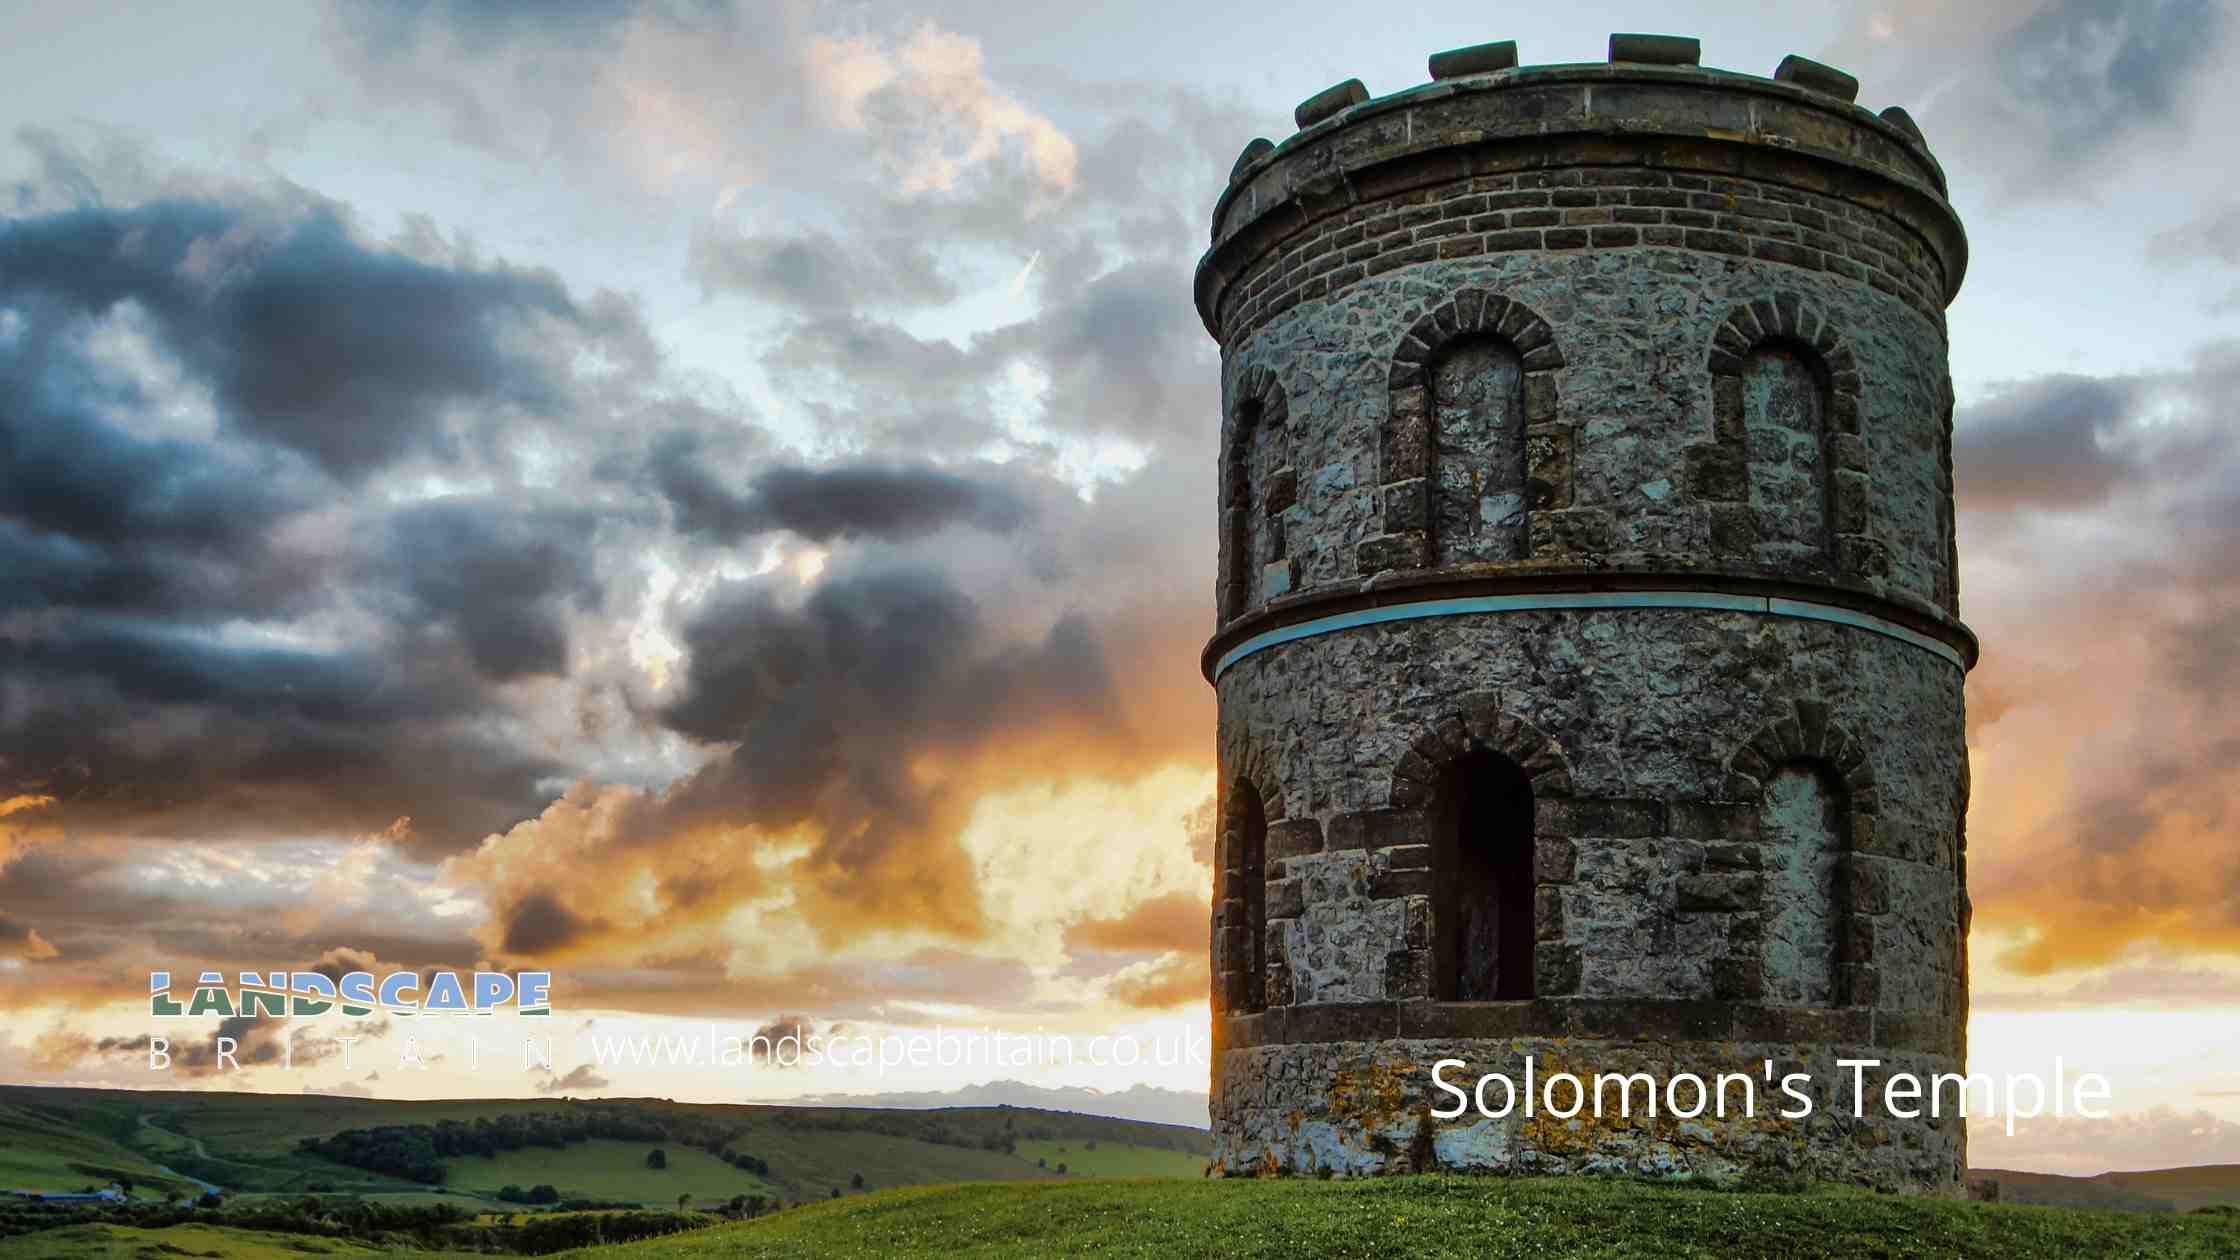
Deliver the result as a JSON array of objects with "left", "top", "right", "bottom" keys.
[{"left": 1195, "top": 41, "right": 1966, "bottom": 342}]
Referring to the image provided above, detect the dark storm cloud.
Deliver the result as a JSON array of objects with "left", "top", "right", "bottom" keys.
[
  {"left": 502, "top": 892, "right": 602, "bottom": 955},
  {"left": 374, "top": 498, "right": 606, "bottom": 681},
  {"left": 650, "top": 438, "right": 1030, "bottom": 543},
  {"left": 1952, "top": 375, "right": 2140, "bottom": 509},
  {"left": 687, "top": 224, "right": 957, "bottom": 314},
  {"left": 657, "top": 563, "right": 1123, "bottom": 844},
  {"left": 747, "top": 1014, "right": 814, "bottom": 1064},
  {"left": 0, "top": 912, "right": 55, "bottom": 960},
  {"left": 0, "top": 200, "right": 614, "bottom": 479},
  {"left": 537, "top": 1063, "right": 611, "bottom": 1093},
  {"left": 86, "top": 1015, "right": 380, "bottom": 1077},
  {"left": 2000, "top": 0, "right": 2223, "bottom": 151},
  {"left": 0, "top": 183, "right": 660, "bottom": 851}
]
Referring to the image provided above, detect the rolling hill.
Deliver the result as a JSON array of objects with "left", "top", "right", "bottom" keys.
[
  {"left": 1976, "top": 1164, "right": 2240, "bottom": 1214},
  {"left": 0, "top": 1085, "right": 1207, "bottom": 1208},
  {"left": 585, "top": 1176, "right": 2240, "bottom": 1259}
]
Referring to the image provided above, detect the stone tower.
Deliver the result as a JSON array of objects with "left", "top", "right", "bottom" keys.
[{"left": 1200, "top": 35, "right": 1973, "bottom": 1190}]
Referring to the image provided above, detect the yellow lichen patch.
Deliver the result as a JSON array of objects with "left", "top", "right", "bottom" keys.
[{"left": 1327, "top": 1060, "right": 1417, "bottom": 1133}]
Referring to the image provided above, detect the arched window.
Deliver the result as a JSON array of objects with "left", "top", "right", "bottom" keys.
[
  {"left": 1741, "top": 344, "right": 1834, "bottom": 572},
  {"left": 1431, "top": 749, "right": 1535, "bottom": 1000},
  {"left": 1365, "top": 291, "right": 1563, "bottom": 577},
  {"left": 1760, "top": 763, "right": 1845, "bottom": 1006},
  {"left": 1221, "top": 370, "right": 1289, "bottom": 620},
  {"left": 1429, "top": 336, "right": 1527, "bottom": 565},
  {"left": 1704, "top": 298, "right": 1862, "bottom": 575},
  {"left": 1221, "top": 397, "right": 1264, "bottom": 619},
  {"left": 1228, "top": 779, "right": 1269, "bottom": 1014}
]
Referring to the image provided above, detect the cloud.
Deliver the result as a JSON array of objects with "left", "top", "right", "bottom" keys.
[
  {"left": 1106, "top": 953, "right": 1205, "bottom": 1009},
  {"left": 328, "top": 3, "right": 1075, "bottom": 215},
  {"left": 1827, "top": 0, "right": 2231, "bottom": 199},
  {"left": 748, "top": 1014, "right": 815, "bottom": 1066},
  {"left": 502, "top": 893, "right": 604, "bottom": 956},
  {"left": 0, "top": 9, "right": 1239, "bottom": 1035},
  {"left": 649, "top": 444, "right": 1031, "bottom": 544},
  {"left": 0, "top": 197, "right": 630, "bottom": 481},
  {"left": 802, "top": 24, "right": 1076, "bottom": 199},
  {"left": 1957, "top": 340, "right": 2240, "bottom": 972},
  {"left": 1063, "top": 893, "right": 1204, "bottom": 956},
  {"left": 2147, "top": 204, "right": 2240, "bottom": 266},
  {"left": 687, "top": 224, "right": 956, "bottom": 313},
  {"left": 1971, "top": 1106, "right": 2240, "bottom": 1177},
  {"left": 537, "top": 1063, "right": 612, "bottom": 1094},
  {"left": 0, "top": 913, "right": 57, "bottom": 961}
]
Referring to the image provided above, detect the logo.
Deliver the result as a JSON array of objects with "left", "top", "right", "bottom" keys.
[{"left": 150, "top": 970, "right": 551, "bottom": 1018}]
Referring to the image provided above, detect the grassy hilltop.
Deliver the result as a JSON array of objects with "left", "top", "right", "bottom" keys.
[
  {"left": 27, "top": 1176, "right": 2223, "bottom": 1260},
  {"left": 6, "top": 1086, "right": 2240, "bottom": 1258},
  {"left": 575, "top": 1177, "right": 2240, "bottom": 1260}
]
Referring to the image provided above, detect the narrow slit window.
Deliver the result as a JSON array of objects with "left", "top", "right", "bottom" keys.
[{"left": 1234, "top": 781, "right": 1268, "bottom": 1013}]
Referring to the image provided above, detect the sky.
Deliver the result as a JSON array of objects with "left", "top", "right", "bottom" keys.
[{"left": 0, "top": 0, "right": 2237, "bottom": 1177}]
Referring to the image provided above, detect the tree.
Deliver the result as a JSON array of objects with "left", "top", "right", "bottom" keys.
[
  {"left": 678, "top": 1192, "right": 691, "bottom": 1212},
  {"left": 1055, "top": 1163, "right": 1068, "bottom": 1175},
  {"left": 1036, "top": 1158, "right": 1046, "bottom": 1169},
  {"left": 646, "top": 1148, "right": 667, "bottom": 1170},
  {"left": 850, "top": 1172, "right": 865, "bottom": 1190}
]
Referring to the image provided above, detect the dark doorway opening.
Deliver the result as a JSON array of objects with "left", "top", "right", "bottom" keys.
[{"left": 1432, "top": 750, "right": 1536, "bottom": 1000}]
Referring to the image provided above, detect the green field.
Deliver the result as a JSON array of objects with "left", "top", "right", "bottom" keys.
[
  {"left": 0, "top": 1222, "right": 442, "bottom": 1258},
  {"left": 442, "top": 1140, "right": 773, "bottom": 1204},
  {"left": 1011, "top": 1139, "right": 1204, "bottom": 1179},
  {"left": 0, "top": 1103, "right": 201, "bottom": 1199},
  {"left": 0, "top": 1086, "right": 1208, "bottom": 1207},
  {"left": 580, "top": 1177, "right": 2240, "bottom": 1260}
]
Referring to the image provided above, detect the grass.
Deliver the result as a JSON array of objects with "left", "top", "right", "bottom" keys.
[
  {"left": 441, "top": 1141, "right": 772, "bottom": 1204},
  {"left": 0, "top": 1222, "right": 449, "bottom": 1258},
  {"left": 0, "top": 1105, "right": 200, "bottom": 1199},
  {"left": 0, "top": 1086, "right": 1205, "bottom": 1205},
  {"left": 576, "top": 1175, "right": 2240, "bottom": 1260},
  {"left": 1010, "top": 1140, "right": 1203, "bottom": 1179}
]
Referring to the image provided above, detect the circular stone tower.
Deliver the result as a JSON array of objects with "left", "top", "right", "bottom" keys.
[{"left": 1200, "top": 35, "right": 1973, "bottom": 1190}]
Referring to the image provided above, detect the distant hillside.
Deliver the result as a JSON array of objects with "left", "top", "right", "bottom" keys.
[
  {"left": 0, "top": 1084, "right": 1207, "bottom": 1210},
  {"left": 787, "top": 1080, "right": 1208, "bottom": 1129},
  {"left": 1975, "top": 1164, "right": 2240, "bottom": 1214},
  {"left": 586, "top": 1176, "right": 2240, "bottom": 1259}
]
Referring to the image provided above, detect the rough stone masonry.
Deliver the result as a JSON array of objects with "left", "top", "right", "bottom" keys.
[{"left": 1199, "top": 35, "right": 1974, "bottom": 1191}]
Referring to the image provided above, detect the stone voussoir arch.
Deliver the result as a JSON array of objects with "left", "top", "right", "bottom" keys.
[
  {"left": 1360, "top": 290, "right": 1566, "bottom": 574},
  {"left": 1383, "top": 695, "right": 1580, "bottom": 999},
  {"left": 1696, "top": 293, "right": 1873, "bottom": 575},
  {"left": 1386, "top": 693, "right": 1573, "bottom": 810},
  {"left": 1720, "top": 697, "right": 1884, "bottom": 1007},
  {"left": 1221, "top": 364, "right": 1294, "bottom": 621},
  {"left": 1720, "top": 697, "right": 1876, "bottom": 811}
]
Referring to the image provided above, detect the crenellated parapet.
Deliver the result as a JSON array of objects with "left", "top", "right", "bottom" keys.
[{"left": 1196, "top": 35, "right": 1963, "bottom": 345}]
